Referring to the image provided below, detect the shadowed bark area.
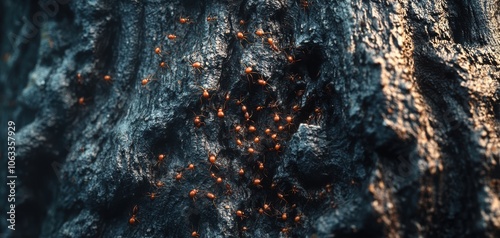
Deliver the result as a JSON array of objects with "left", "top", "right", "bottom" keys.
[{"left": 1, "top": 0, "right": 499, "bottom": 237}]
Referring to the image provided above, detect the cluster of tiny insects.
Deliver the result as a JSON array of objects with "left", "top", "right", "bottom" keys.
[{"left": 76, "top": 2, "right": 329, "bottom": 237}]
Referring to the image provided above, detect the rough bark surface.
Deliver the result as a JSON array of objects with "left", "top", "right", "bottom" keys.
[{"left": 1, "top": 0, "right": 500, "bottom": 237}]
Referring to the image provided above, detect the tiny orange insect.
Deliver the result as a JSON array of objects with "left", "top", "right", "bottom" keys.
[
  {"left": 155, "top": 154, "right": 166, "bottom": 166},
  {"left": 281, "top": 212, "right": 288, "bottom": 221},
  {"left": 236, "top": 210, "right": 247, "bottom": 219},
  {"left": 274, "top": 143, "right": 282, "bottom": 151},
  {"left": 248, "top": 125, "right": 256, "bottom": 133},
  {"left": 273, "top": 113, "right": 280, "bottom": 123},
  {"left": 217, "top": 108, "right": 225, "bottom": 118},
  {"left": 128, "top": 205, "right": 139, "bottom": 225},
  {"left": 103, "top": 75, "right": 112, "bottom": 82},
  {"left": 257, "top": 76, "right": 272, "bottom": 88},
  {"left": 243, "top": 66, "right": 256, "bottom": 87},
  {"left": 294, "top": 214, "right": 302, "bottom": 223},
  {"left": 167, "top": 34, "right": 177, "bottom": 40},
  {"left": 179, "top": 16, "right": 191, "bottom": 24},
  {"left": 189, "top": 189, "right": 198, "bottom": 201},
  {"left": 235, "top": 138, "right": 243, "bottom": 146},
  {"left": 253, "top": 178, "right": 261, "bottom": 187},
  {"left": 235, "top": 125, "right": 242, "bottom": 133},
  {"left": 175, "top": 172, "right": 183, "bottom": 182},
  {"left": 239, "top": 168, "right": 245, "bottom": 176},
  {"left": 208, "top": 153, "right": 219, "bottom": 170},
  {"left": 206, "top": 192, "right": 217, "bottom": 206},
  {"left": 192, "top": 112, "right": 205, "bottom": 128},
  {"left": 155, "top": 181, "right": 165, "bottom": 187},
  {"left": 141, "top": 74, "right": 155, "bottom": 87},
  {"left": 247, "top": 147, "right": 255, "bottom": 155},
  {"left": 206, "top": 192, "right": 216, "bottom": 200},
  {"left": 277, "top": 192, "right": 288, "bottom": 203},
  {"left": 244, "top": 112, "right": 252, "bottom": 121},
  {"left": 159, "top": 61, "right": 169, "bottom": 69},
  {"left": 206, "top": 15, "right": 217, "bottom": 22},
  {"left": 245, "top": 66, "right": 253, "bottom": 75},
  {"left": 263, "top": 203, "right": 271, "bottom": 212},
  {"left": 267, "top": 38, "right": 279, "bottom": 51},
  {"left": 146, "top": 192, "right": 158, "bottom": 201},
  {"left": 258, "top": 161, "right": 264, "bottom": 171},
  {"left": 236, "top": 32, "right": 251, "bottom": 47},
  {"left": 255, "top": 29, "right": 270, "bottom": 37},
  {"left": 265, "top": 128, "right": 272, "bottom": 135},
  {"left": 78, "top": 97, "right": 86, "bottom": 105}
]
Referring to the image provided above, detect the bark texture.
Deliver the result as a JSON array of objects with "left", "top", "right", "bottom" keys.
[{"left": 1, "top": 0, "right": 500, "bottom": 237}]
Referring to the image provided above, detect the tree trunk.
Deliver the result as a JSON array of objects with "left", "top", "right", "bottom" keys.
[{"left": 1, "top": 0, "right": 499, "bottom": 237}]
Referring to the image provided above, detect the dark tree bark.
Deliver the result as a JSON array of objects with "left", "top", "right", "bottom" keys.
[{"left": 1, "top": 0, "right": 499, "bottom": 237}]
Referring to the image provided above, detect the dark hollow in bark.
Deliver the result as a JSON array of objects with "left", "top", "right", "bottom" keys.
[{"left": 1, "top": 0, "right": 499, "bottom": 237}]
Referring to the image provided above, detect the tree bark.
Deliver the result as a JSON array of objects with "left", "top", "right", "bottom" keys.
[{"left": 1, "top": 0, "right": 499, "bottom": 237}]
